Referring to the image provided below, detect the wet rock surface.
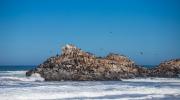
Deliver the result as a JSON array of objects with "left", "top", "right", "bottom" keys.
[{"left": 26, "top": 44, "right": 180, "bottom": 81}]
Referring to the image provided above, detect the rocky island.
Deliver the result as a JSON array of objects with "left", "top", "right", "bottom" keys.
[
  {"left": 150, "top": 59, "right": 180, "bottom": 77},
  {"left": 26, "top": 44, "right": 180, "bottom": 81}
]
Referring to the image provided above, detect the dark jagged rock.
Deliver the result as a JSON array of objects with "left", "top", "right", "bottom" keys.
[
  {"left": 26, "top": 44, "right": 180, "bottom": 81},
  {"left": 150, "top": 59, "right": 180, "bottom": 78},
  {"left": 26, "top": 44, "right": 142, "bottom": 81}
]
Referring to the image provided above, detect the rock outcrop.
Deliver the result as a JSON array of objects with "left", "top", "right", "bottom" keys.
[
  {"left": 26, "top": 44, "right": 180, "bottom": 81},
  {"left": 26, "top": 44, "right": 143, "bottom": 81},
  {"left": 150, "top": 59, "right": 180, "bottom": 78}
]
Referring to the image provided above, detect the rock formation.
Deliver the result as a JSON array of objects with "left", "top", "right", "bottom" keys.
[
  {"left": 26, "top": 44, "right": 180, "bottom": 81},
  {"left": 26, "top": 44, "right": 143, "bottom": 81},
  {"left": 150, "top": 59, "right": 180, "bottom": 77}
]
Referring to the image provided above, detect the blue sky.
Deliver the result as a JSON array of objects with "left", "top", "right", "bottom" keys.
[{"left": 0, "top": 0, "right": 180, "bottom": 65}]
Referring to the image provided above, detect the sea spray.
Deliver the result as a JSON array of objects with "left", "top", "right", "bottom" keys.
[
  {"left": 0, "top": 71, "right": 44, "bottom": 82},
  {"left": 28, "top": 73, "right": 44, "bottom": 82},
  {"left": 1, "top": 70, "right": 180, "bottom": 100}
]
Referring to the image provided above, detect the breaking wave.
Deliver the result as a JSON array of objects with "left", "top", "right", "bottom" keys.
[
  {"left": 0, "top": 71, "right": 44, "bottom": 82},
  {"left": 0, "top": 70, "right": 180, "bottom": 100}
]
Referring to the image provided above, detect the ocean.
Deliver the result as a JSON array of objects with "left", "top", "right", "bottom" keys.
[{"left": 0, "top": 66, "right": 180, "bottom": 100}]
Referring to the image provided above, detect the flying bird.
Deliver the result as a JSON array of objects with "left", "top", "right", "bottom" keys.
[{"left": 140, "top": 52, "right": 143, "bottom": 55}]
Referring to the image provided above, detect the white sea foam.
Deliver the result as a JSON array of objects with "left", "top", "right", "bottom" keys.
[
  {"left": 0, "top": 84, "right": 180, "bottom": 100},
  {"left": 0, "top": 71, "right": 180, "bottom": 100},
  {"left": 0, "top": 71, "right": 44, "bottom": 82},
  {"left": 122, "top": 77, "right": 180, "bottom": 82},
  {"left": 0, "top": 71, "right": 27, "bottom": 76},
  {"left": 0, "top": 75, "right": 44, "bottom": 82},
  {"left": 28, "top": 73, "right": 44, "bottom": 81}
]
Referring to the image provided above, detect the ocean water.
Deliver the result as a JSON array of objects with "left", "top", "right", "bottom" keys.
[{"left": 0, "top": 66, "right": 180, "bottom": 100}]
